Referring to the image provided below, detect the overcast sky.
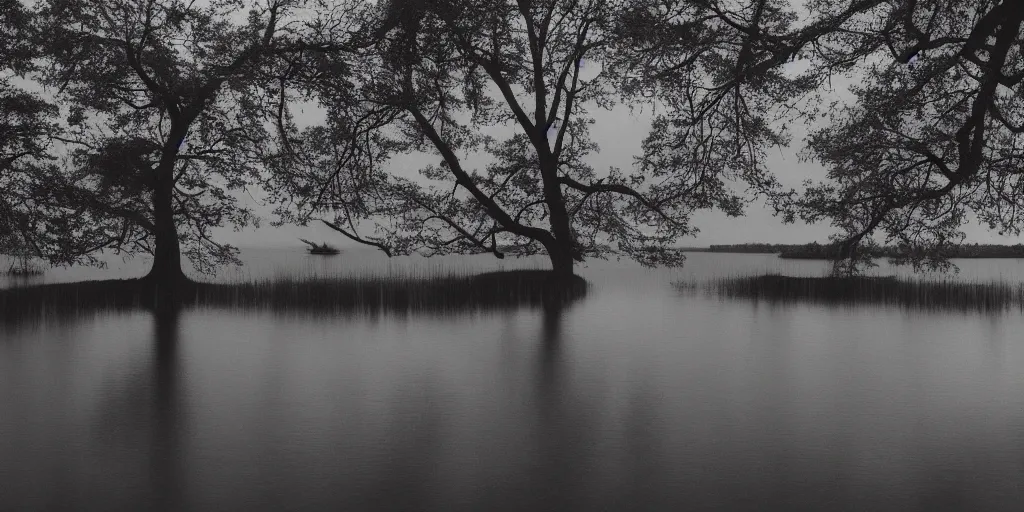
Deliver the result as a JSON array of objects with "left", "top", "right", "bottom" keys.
[
  {"left": 213, "top": 101, "right": 835, "bottom": 248},
  {"left": 213, "top": 76, "right": 1022, "bottom": 250},
  {"left": 215, "top": 101, "right": 1024, "bottom": 249}
]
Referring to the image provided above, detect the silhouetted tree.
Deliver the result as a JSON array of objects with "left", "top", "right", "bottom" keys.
[
  {"left": 260, "top": 0, "right": 401, "bottom": 256},
  {"left": 794, "top": 0, "right": 1024, "bottom": 273},
  {"left": 29, "top": 0, "right": 301, "bottom": 289},
  {"left": 270, "top": 0, "right": 889, "bottom": 277}
]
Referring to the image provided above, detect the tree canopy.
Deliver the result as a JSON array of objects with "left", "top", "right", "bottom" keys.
[
  {"left": 266, "top": 0, "right": 894, "bottom": 276},
  {"left": 795, "top": 0, "right": 1024, "bottom": 272},
  {"left": 0, "top": 0, "right": 57, "bottom": 259},
  {"left": 23, "top": 0, "right": 303, "bottom": 282}
]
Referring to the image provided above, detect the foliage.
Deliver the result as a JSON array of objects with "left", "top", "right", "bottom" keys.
[
  {"left": 793, "top": 0, "right": 1024, "bottom": 273},
  {"left": 0, "top": 0, "right": 59, "bottom": 260},
  {"left": 13, "top": 0, "right": 1021, "bottom": 282},
  {"left": 26, "top": 0, "right": 302, "bottom": 274},
  {"left": 266, "top": 0, "right": 886, "bottom": 274},
  {"left": 612, "top": 0, "right": 883, "bottom": 221}
]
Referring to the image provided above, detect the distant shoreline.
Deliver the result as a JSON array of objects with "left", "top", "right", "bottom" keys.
[{"left": 679, "top": 243, "right": 1024, "bottom": 259}]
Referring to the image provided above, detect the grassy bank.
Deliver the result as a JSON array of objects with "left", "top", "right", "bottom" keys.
[
  {"left": 681, "top": 274, "right": 1024, "bottom": 312},
  {"left": 0, "top": 270, "right": 589, "bottom": 325}
]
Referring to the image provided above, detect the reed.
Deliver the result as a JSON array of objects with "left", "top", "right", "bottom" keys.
[
  {"left": 0, "top": 270, "right": 589, "bottom": 326},
  {"left": 681, "top": 274, "right": 1024, "bottom": 312},
  {"left": 2, "top": 254, "right": 45, "bottom": 276}
]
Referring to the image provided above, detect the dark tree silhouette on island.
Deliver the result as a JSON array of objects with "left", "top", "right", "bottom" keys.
[{"left": 29, "top": 0, "right": 300, "bottom": 290}]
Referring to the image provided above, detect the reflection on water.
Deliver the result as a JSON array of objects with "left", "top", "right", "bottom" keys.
[
  {"left": 152, "top": 306, "right": 184, "bottom": 512},
  {"left": 2, "top": 252, "right": 1024, "bottom": 510}
]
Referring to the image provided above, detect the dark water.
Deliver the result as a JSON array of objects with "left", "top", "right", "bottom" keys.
[{"left": 2, "top": 250, "right": 1024, "bottom": 510}]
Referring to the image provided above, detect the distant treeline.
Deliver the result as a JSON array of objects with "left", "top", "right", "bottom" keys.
[
  {"left": 693, "top": 243, "right": 1024, "bottom": 259},
  {"left": 703, "top": 243, "right": 802, "bottom": 254}
]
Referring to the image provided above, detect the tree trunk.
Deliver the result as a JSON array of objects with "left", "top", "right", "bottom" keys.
[
  {"left": 540, "top": 156, "right": 576, "bottom": 277},
  {"left": 145, "top": 162, "right": 186, "bottom": 298},
  {"left": 547, "top": 244, "right": 575, "bottom": 277}
]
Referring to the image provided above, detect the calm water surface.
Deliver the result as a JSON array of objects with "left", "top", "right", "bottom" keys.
[{"left": 2, "top": 249, "right": 1023, "bottom": 510}]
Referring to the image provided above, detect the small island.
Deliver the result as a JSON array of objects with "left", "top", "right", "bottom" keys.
[
  {"left": 299, "top": 239, "right": 341, "bottom": 256},
  {"left": 777, "top": 242, "right": 1024, "bottom": 259}
]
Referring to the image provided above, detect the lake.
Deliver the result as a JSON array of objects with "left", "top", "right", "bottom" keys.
[{"left": 2, "top": 249, "right": 1024, "bottom": 511}]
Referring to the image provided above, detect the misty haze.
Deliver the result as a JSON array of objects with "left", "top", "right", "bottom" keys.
[{"left": 3, "top": 0, "right": 1024, "bottom": 511}]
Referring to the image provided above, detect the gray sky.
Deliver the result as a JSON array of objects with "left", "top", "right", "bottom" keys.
[
  {"left": 211, "top": 102, "right": 828, "bottom": 248},
  {"left": 214, "top": 94, "right": 1022, "bottom": 249},
  {"left": 211, "top": 45, "right": 1024, "bottom": 250},
  {"left": 213, "top": 56, "right": 840, "bottom": 249}
]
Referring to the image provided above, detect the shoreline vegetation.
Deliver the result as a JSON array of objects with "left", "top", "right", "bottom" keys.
[
  {"left": 0, "top": 270, "right": 589, "bottom": 326},
  {"left": 682, "top": 275, "right": 1024, "bottom": 312},
  {"left": 681, "top": 243, "right": 1024, "bottom": 259},
  {"left": 2, "top": 253, "right": 45, "bottom": 276}
]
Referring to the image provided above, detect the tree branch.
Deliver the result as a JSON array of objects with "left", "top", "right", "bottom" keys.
[
  {"left": 316, "top": 217, "right": 392, "bottom": 257},
  {"left": 558, "top": 175, "right": 685, "bottom": 226}
]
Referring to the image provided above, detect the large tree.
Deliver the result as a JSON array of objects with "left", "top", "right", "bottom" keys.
[
  {"left": 269, "top": 0, "right": 889, "bottom": 277},
  {"left": 0, "top": 0, "right": 58, "bottom": 261},
  {"left": 274, "top": 0, "right": 634, "bottom": 276},
  {"left": 260, "top": 0, "right": 399, "bottom": 255},
  {"left": 29, "top": 0, "right": 301, "bottom": 288},
  {"left": 794, "top": 0, "right": 1024, "bottom": 272}
]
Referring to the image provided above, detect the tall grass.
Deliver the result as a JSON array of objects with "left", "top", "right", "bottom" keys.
[
  {"left": 1, "top": 253, "right": 44, "bottom": 276},
  {"left": 0, "top": 270, "right": 589, "bottom": 327},
  {"left": 680, "top": 274, "right": 1024, "bottom": 313},
  {"left": 191, "top": 271, "right": 587, "bottom": 312}
]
